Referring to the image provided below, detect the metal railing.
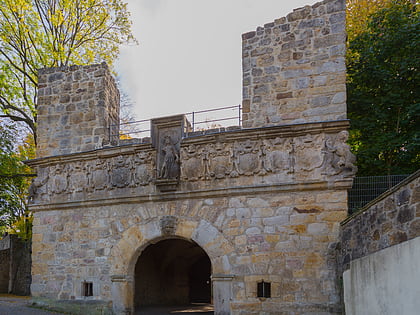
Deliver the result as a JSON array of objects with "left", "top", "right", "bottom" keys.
[
  {"left": 113, "top": 105, "right": 242, "bottom": 139},
  {"left": 348, "top": 174, "right": 410, "bottom": 214}
]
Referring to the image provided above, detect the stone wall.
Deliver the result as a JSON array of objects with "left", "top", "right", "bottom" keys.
[
  {"left": 37, "top": 63, "right": 120, "bottom": 158},
  {"left": 242, "top": 0, "right": 346, "bottom": 128},
  {"left": 28, "top": 0, "right": 352, "bottom": 313},
  {"left": 0, "top": 244, "right": 10, "bottom": 293},
  {"left": 0, "top": 235, "right": 32, "bottom": 295},
  {"left": 340, "top": 170, "right": 420, "bottom": 270}
]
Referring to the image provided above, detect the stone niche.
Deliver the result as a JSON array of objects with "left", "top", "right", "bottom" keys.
[{"left": 27, "top": 0, "right": 354, "bottom": 314}]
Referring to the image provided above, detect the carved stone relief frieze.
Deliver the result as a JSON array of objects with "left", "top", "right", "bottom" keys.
[
  {"left": 294, "top": 134, "right": 324, "bottom": 173},
  {"left": 49, "top": 164, "right": 68, "bottom": 195},
  {"left": 263, "top": 137, "right": 294, "bottom": 174},
  {"left": 110, "top": 155, "right": 131, "bottom": 188},
  {"left": 232, "top": 139, "right": 264, "bottom": 176},
  {"left": 68, "top": 162, "right": 88, "bottom": 193},
  {"left": 88, "top": 159, "right": 109, "bottom": 192},
  {"left": 132, "top": 151, "right": 154, "bottom": 186},
  {"left": 321, "top": 130, "right": 357, "bottom": 178}
]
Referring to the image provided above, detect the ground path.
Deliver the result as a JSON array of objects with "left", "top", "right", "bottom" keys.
[{"left": 0, "top": 294, "right": 64, "bottom": 315}]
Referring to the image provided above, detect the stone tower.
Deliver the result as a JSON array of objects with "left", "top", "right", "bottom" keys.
[{"left": 36, "top": 63, "right": 120, "bottom": 158}]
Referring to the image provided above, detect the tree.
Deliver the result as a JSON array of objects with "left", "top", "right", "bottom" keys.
[
  {"left": 0, "top": 123, "right": 34, "bottom": 239},
  {"left": 0, "top": 0, "right": 136, "bottom": 141},
  {"left": 347, "top": 0, "right": 419, "bottom": 175},
  {"left": 346, "top": 0, "right": 392, "bottom": 41}
]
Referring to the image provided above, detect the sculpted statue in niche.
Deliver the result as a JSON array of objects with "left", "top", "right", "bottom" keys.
[
  {"left": 233, "top": 139, "right": 262, "bottom": 176},
  {"left": 263, "top": 137, "right": 295, "bottom": 174},
  {"left": 132, "top": 151, "right": 154, "bottom": 186},
  {"left": 68, "top": 162, "right": 88, "bottom": 193},
  {"left": 159, "top": 135, "right": 180, "bottom": 179},
  {"left": 208, "top": 142, "right": 232, "bottom": 179},
  {"left": 49, "top": 164, "right": 68, "bottom": 195},
  {"left": 321, "top": 131, "right": 357, "bottom": 177},
  {"left": 88, "top": 159, "right": 109, "bottom": 192},
  {"left": 110, "top": 155, "right": 131, "bottom": 188},
  {"left": 28, "top": 166, "right": 49, "bottom": 203},
  {"left": 294, "top": 134, "right": 323, "bottom": 172}
]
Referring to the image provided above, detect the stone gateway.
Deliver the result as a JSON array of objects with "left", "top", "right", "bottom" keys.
[{"left": 27, "top": 0, "right": 355, "bottom": 314}]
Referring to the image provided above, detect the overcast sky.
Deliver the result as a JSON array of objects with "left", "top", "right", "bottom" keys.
[{"left": 116, "top": 0, "right": 314, "bottom": 122}]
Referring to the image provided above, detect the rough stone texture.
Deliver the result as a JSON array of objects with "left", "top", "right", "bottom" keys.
[
  {"left": 242, "top": 0, "right": 347, "bottom": 128},
  {"left": 37, "top": 63, "right": 120, "bottom": 158},
  {"left": 340, "top": 170, "right": 420, "bottom": 271},
  {"left": 27, "top": 1, "right": 353, "bottom": 314},
  {"left": 0, "top": 235, "right": 32, "bottom": 295}
]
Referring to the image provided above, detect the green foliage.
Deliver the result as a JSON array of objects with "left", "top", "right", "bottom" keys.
[
  {"left": 347, "top": 0, "right": 420, "bottom": 175},
  {"left": 0, "top": 0, "right": 136, "bottom": 139},
  {"left": 0, "top": 124, "right": 34, "bottom": 238}
]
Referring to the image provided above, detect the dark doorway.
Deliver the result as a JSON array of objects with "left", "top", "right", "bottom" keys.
[{"left": 134, "top": 238, "right": 212, "bottom": 311}]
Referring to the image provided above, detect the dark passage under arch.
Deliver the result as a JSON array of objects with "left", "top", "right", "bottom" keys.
[{"left": 134, "top": 238, "right": 212, "bottom": 309}]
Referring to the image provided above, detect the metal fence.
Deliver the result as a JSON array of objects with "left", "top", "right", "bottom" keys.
[
  {"left": 115, "top": 105, "right": 242, "bottom": 139},
  {"left": 348, "top": 174, "right": 410, "bottom": 214}
]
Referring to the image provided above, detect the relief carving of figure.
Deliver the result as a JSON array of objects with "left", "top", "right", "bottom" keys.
[
  {"left": 28, "top": 166, "right": 49, "bottom": 203},
  {"left": 321, "top": 131, "right": 357, "bottom": 177},
  {"left": 159, "top": 135, "right": 180, "bottom": 179}
]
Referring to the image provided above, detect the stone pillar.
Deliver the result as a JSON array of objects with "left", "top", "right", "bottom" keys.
[
  {"left": 37, "top": 63, "right": 120, "bottom": 158},
  {"left": 212, "top": 274, "right": 234, "bottom": 315},
  {"left": 111, "top": 275, "right": 134, "bottom": 315},
  {"left": 242, "top": 0, "right": 347, "bottom": 127}
]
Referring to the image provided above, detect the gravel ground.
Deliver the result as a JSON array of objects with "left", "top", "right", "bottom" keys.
[
  {"left": 0, "top": 295, "right": 64, "bottom": 315},
  {"left": 0, "top": 296, "right": 213, "bottom": 315}
]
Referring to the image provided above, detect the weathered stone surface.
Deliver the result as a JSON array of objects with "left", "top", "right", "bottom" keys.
[
  {"left": 37, "top": 63, "right": 120, "bottom": 158},
  {"left": 242, "top": 0, "right": 347, "bottom": 127},
  {"left": 341, "top": 171, "right": 420, "bottom": 271}
]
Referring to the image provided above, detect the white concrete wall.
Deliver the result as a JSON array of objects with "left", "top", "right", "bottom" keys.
[{"left": 343, "top": 236, "right": 420, "bottom": 315}]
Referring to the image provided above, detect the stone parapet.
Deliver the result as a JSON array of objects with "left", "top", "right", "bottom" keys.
[
  {"left": 26, "top": 119, "right": 355, "bottom": 207},
  {"left": 242, "top": 0, "right": 347, "bottom": 127}
]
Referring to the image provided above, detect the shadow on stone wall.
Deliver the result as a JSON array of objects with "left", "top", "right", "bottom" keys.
[{"left": 0, "top": 234, "right": 32, "bottom": 295}]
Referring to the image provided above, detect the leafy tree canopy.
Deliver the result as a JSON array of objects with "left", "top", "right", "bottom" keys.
[
  {"left": 0, "top": 123, "right": 34, "bottom": 239},
  {"left": 0, "top": 0, "right": 136, "bottom": 139},
  {"left": 347, "top": 0, "right": 419, "bottom": 175}
]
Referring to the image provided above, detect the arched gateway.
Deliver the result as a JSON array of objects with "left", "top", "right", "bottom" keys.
[
  {"left": 109, "top": 218, "right": 235, "bottom": 314},
  {"left": 28, "top": 1, "right": 354, "bottom": 314}
]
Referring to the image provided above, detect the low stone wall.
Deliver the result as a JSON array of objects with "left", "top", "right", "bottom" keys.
[
  {"left": 0, "top": 235, "right": 32, "bottom": 295},
  {"left": 340, "top": 169, "right": 420, "bottom": 270}
]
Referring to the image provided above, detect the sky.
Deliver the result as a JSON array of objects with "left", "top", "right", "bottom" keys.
[{"left": 116, "top": 0, "right": 314, "bottom": 122}]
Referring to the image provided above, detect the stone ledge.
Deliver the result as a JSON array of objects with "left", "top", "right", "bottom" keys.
[{"left": 28, "top": 179, "right": 351, "bottom": 212}]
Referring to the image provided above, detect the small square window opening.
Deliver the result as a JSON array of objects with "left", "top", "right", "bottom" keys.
[
  {"left": 82, "top": 281, "right": 93, "bottom": 297},
  {"left": 257, "top": 280, "right": 271, "bottom": 298}
]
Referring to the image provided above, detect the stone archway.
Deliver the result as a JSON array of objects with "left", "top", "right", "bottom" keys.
[
  {"left": 109, "top": 218, "right": 235, "bottom": 315},
  {"left": 134, "top": 238, "right": 212, "bottom": 312}
]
